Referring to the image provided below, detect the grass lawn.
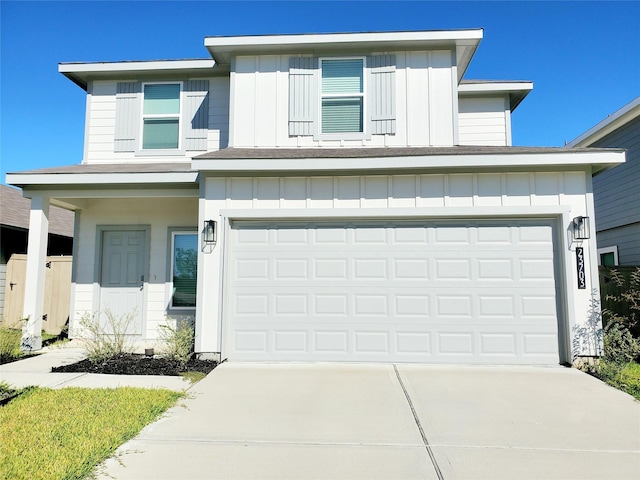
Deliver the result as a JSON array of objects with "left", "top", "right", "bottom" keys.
[
  {"left": 0, "top": 387, "right": 183, "bottom": 480},
  {"left": 0, "top": 327, "right": 67, "bottom": 364}
]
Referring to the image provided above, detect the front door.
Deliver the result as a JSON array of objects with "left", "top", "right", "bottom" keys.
[{"left": 99, "top": 229, "right": 147, "bottom": 334}]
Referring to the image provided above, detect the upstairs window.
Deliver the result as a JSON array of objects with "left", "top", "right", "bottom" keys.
[
  {"left": 170, "top": 231, "right": 198, "bottom": 308},
  {"left": 142, "top": 83, "right": 181, "bottom": 149},
  {"left": 320, "top": 58, "right": 364, "bottom": 134},
  {"left": 289, "top": 55, "right": 394, "bottom": 138}
]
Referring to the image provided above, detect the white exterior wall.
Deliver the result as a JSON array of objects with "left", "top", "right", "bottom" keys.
[
  {"left": 84, "top": 78, "right": 229, "bottom": 163},
  {"left": 71, "top": 197, "right": 198, "bottom": 347},
  {"left": 208, "top": 76, "right": 230, "bottom": 151},
  {"left": 198, "top": 169, "right": 599, "bottom": 362},
  {"left": 458, "top": 96, "right": 510, "bottom": 146},
  {"left": 229, "top": 50, "right": 456, "bottom": 148}
]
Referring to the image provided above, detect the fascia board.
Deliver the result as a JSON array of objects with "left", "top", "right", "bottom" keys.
[
  {"left": 458, "top": 82, "right": 533, "bottom": 94},
  {"left": 59, "top": 59, "right": 217, "bottom": 89},
  {"left": 567, "top": 96, "right": 640, "bottom": 147},
  {"left": 6, "top": 171, "right": 199, "bottom": 187},
  {"left": 205, "top": 29, "right": 483, "bottom": 64},
  {"left": 459, "top": 82, "right": 533, "bottom": 111},
  {"left": 192, "top": 151, "right": 625, "bottom": 174},
  {"left": 59, "top": 59, "right": 216, "bottom": 74}
]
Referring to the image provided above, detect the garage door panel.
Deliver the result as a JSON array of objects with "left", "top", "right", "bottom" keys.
[
  {"left": 231, "top": 252, "right": 555, "bottom": 284},
  {"left": 231, "top": 289, "right": 556, "bottom": 323},
  {"left": 226, "top": 220, "right": 561, "bottom": 364},
  {"left": 230, "top": 327, "right": 559, "bottom": 364}
]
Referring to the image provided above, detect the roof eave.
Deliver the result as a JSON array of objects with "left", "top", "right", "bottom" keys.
[
  {"left": 192, "top": 150, "right": 624, "bottom": 176},
  {"left": 59, "top": 59, "right": 217, "bottom": 90},
  {"left": 567, "top": 96, "right": 640, "bottom": 147},
  {"left": 459, "top": 81, "right": 534, "bottom": 111},
  {"left": 6, "top": 171, "right": 199, "bottom": 188},
  {"left": 204, "top": 29, "right": 483, "bottom": 79}
]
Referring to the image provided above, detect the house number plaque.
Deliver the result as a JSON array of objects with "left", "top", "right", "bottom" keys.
[{"left": 576, "top": 247, "right": 586, "bottom": 289}]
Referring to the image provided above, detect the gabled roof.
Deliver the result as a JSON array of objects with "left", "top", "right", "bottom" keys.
[
  {"left": 567, "top": 96, "right": 640, "bottom": 147},
  {"left": 0, "top": 185, "right": 74, "bottom": 236}
]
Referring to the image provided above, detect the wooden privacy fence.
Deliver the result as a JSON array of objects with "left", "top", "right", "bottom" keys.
[
  {"left": 1, "top": 254, "right": 72, "bottom": 334},
  {"left": 598, "top": 266, "right": 639, "bottom": 324}
]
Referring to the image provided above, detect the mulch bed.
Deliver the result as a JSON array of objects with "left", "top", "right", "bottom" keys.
[{"left": 52, "top": 354, "right": 217, "bottom": 376}]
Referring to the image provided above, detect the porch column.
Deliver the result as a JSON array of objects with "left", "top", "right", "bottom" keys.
[{"left": 21, "top": 194, "right": 50, "bottom": 352}]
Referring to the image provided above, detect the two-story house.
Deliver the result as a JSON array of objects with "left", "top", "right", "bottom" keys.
[
  {"left": 7, "top": 29, "right": 624, "bottom": 365},
  {"left": 568, "top": 97, "right": 640, "bottom": 267}
]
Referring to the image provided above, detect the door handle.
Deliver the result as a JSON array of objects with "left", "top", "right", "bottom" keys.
[{"left": 140, "top": 275, "right": 144, "bottom": 291}]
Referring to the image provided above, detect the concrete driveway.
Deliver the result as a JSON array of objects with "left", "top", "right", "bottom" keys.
[{"left": 99, "top": 363, "right": 640, "bottom": 480}]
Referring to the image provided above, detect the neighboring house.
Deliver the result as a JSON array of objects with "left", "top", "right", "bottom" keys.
[
  {"left": 6, "top": 30, "right": 624, "bottom": 364},
  {"left": 567, "top": 97, "right": 640, "bottom": 266},
  {"left": 0, "top": 185, "right": 74, "bottom": 320}
]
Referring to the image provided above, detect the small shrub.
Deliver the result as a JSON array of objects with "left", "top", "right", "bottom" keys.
[
  {"left": 589, "top": 360, "right": 640, "bottom": 400},
  {"left": 76, "top": 309, "right": 136, "bottom": 363},
  {"left": 603, "top": 323, "right": 640, "bottom": 363},
  {"left": 602, "top": 267, "right": 640, "bottom": 337},
  {"left": 158, "top": 319, "right": 194, "bottom": 368}
]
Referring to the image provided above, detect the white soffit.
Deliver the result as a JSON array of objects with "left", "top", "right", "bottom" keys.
[{"left": 567, "top": 96, "right": 640, "bottom": 147}]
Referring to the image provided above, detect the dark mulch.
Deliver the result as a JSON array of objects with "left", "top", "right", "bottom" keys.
[
  {"left": 0, "top": 353, "right": 39, "bottom": 366},
  {"left": 52, "top": 353, "right": 217, "bottom": 376}
]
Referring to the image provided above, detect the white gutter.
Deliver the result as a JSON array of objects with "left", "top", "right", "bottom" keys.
[
  {"left": 192, "top": 151, "right": 624, "bottom": 174},
  {"left": 6, "top": 171, "right": 199, "bottom": 187}
]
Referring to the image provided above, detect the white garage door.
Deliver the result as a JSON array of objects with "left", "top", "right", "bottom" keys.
[{"left": 225, "top": 220, "right": 561, "bottom": 364}]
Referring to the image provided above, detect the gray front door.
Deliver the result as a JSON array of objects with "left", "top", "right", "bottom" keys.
[{"left": 99, "top": 229, "right": 147, "bottom": 334}]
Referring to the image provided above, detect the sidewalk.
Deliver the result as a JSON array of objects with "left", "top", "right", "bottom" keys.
[{"left": 0, "top": 343, "right": 190, "bottom": 391}]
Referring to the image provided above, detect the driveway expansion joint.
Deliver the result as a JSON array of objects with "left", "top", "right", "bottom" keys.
[{"left": 393, "top": 364, "right": 445, "bottom": 480}]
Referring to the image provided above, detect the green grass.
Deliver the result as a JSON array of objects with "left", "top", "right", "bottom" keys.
[
  {"left": 0, "top": 328, "right": 68, "bottom": 363},
  {"left": 0, "top": 327, "right": 23, "bottom": 360},
  {"left": 0, "top": 387, "right": 183, "bottom": 480}
]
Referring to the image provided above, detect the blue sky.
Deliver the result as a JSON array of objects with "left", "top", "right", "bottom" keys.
[{"left": 1, "top": 1, "right": 639, "bottom": 183}]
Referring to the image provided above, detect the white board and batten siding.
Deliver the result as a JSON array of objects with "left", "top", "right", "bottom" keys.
[
  {"left": 230, "top": 50, "right": 456, "bottom": 148},
  {"left": 198, "top": 170, "right": 595, "bottom": 364},
  {"left": 84, "top": 78, "right": 230, "bottom": 163},
  {"left": 71, "top": 197, "right": 198, "bottom": 342}
]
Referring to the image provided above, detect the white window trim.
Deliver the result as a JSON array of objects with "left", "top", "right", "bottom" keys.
[
  {"left": 597, "top": 245, "right": 619, "bottom": 266},
  {"left": 318, "top": 56, "right": 367, "bottom": 140},
  {"left": 169, "top": 229, "right": 198, "bottom": 310},
  {"left": 140, "top": 81, "right": 183, "bottom": 152}
]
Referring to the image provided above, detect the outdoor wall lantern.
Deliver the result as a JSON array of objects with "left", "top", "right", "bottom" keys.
[
  {"left": 572, "top": 216, "right": 590, "bottom": 240},
  {"left": 203, "top": 220, "right": 217, "bottom": 246}
]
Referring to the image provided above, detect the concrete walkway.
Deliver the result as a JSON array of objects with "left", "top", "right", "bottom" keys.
[
  {"left": 97, "top": 363, "right": 640, "bottom": 480},
  {"left": 0, "top": 343, "right": 190, "bottom": 391}
]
